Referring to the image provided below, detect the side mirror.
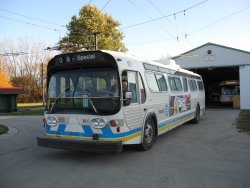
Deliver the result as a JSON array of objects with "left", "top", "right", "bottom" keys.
[
  {"left": 125, "top": 91, "right": 133, "bottom": 99},
  {"left": 124, "top": 91, "right": 132, "bottom": 106}
]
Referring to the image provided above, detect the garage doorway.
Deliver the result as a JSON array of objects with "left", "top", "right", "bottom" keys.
[{"left": 190, "top": 67, "right": 239, "bottom": 108}]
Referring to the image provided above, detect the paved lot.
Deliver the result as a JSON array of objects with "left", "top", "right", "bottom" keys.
[{"left": 0, "top": 109, "right": 250, "bottom": 188}]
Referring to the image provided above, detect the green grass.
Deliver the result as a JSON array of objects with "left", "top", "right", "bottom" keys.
[
  {"left": 14, "top": 108, "right": 44, "bottom": 115},
  {"left": 0, "top": 125, "right": 9, "bottom": 135},
  {"left": 234, "top": 110, "right": 250, "bottom": 134},
  {"left": 1, "top": 103, "right": 45, "bottom": 116}
]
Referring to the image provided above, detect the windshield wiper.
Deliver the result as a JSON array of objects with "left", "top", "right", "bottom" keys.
[
  {"left": 49, "top": 86, "right": 99, "bottom": 114},
  {"left": 76, "top": 87, "right": 98, "bottom": 114},
  {"left": 84, "top": 94, "right": 98, "bottom": 114},
  {"left": 49, "top": 84, "right": 75, "bottom": 112}
]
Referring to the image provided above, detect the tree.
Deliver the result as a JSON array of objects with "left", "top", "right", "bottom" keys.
[
  {"left": 0, "top": 38, "right": 52, "bottom": 102},
  {"left": 59, "top": 5, "right": 127, "bottom": 52},
  {"left": 11, "top": 75, "right": 39, "bottom": 102},
  {"left": 0, "top": 64, "right": 12, "bottom": 88}
]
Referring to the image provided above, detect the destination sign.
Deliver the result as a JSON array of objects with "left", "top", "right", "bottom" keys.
[{"left": 54, "top": 51, "right": 105, "bottom": 65}]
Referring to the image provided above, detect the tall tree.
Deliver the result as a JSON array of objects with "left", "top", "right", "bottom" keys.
[
  {"left": 0, "top": 38, "right": 51, "bottom": 102},
  {"left": 59, "top": 5, "right": 127, "bottom": 52},
  {"left": 0, "top": 66, "right": 12, "bottom": 88}
]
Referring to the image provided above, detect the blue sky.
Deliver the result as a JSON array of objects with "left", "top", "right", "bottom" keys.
[{"left": 0, "top": 0, "right": 250, "bottom": 59}]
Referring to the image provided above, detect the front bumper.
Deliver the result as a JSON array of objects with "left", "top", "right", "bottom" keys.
[{"left": 37, "top": 136, "right": 123, "bottom": 153}]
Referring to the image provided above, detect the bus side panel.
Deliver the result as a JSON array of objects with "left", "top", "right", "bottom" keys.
[{"left": 158, "top": 111, "right": 195, "bottom": 135}]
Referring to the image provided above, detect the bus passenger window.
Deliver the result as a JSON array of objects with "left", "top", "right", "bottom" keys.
[
  {"left": 197, "top": 81, "right": 204, "bottom": 91},
  {"left": 156, "top": 74, "right": 167, "bottom": 91},
  {"left": 188, "top": 79, "right": 194, "bottom": 91},
  {"left": 127, "top": 71, "right": 138, "bottom": 103},
  {"left": 183, "top": 78, "right": 188, "bottom": 92},
  {"left": 174, "top": 77, "right": 182, "bottom": 92},
  {"left": 168, "top": 77, "right": 177, "bottom": 91},
  {"left": 188, "top": 79, "right": 198, "bottom": 91},
  {"left": 192, "top": 80, "right": 198, "bottom": 91},
  {"left": 145, "top": 72, "right": 160, "bottom": 92},
  {"left": 138, "top": 73, "right": 146, "bottom": 103}
]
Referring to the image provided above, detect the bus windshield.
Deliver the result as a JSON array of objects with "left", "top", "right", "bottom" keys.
[
  {"left": 221, "top": 85, "right": 240, "bottom": 95},
  {"left": 47, "top": 68, "right": 121, "bottom": 115}
]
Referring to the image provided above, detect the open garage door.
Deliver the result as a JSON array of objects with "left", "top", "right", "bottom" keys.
[{"left": 190, "top": 67, "right": 239, "bottom": 108}]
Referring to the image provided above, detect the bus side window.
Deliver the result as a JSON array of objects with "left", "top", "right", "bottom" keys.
[
  {"left": 183, "top": 78, "right": 188, "bottom": 92},
  {"left": 188, "top": 79, "right": 194, "bottom": 91},
  {"left": 155, "top": 74, "right": 167, "bottom": 91},
  {"left": 138, "top": 73, "right": 146, "bottom": 104},
  {"left": 127, "top": 71, "right": 138, "bottom": 103},
  {"left": 197, "top": 81, "right": 204, "bottom": 91},
  {"left": 192, "top": 80, "right": 198, "bottom": 91},
  {"left": 145, "top": 72, "right": 160, "bottom": 92},
  {"left": 168, "top": 76, "right": 177, "bottom": 91},
  {"left": 174, "top": 77, "right": 182, "bottom": 92}
]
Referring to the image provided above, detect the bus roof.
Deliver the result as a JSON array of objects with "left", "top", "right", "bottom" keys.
[
  {"left": 220, "top": 80, "right": 239, "bottom": 85},
  {"left": 102, "top": 50, "right": 201, "bottom": 78}
]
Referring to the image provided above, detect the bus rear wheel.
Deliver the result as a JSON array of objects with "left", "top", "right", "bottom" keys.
[
  {"left": 139, "top": 118, "right": 156, "bottom": 151},
  {"left": 192, "top": 105, "right": 200, "bottom": 124}
]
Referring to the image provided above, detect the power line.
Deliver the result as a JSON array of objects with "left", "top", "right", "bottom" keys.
[
  {"left": 0, "top": 15, "right": 65, "bottom": 33},
  {"left": 127, "top": 5, "right": 250, "bottom": 46},
  {"left": 121, "top": 0, "right": 208, "bottom": 30},
  {"left": 101, "top": 0, "right": 111, "bottom": 11},
  {"left": 127, "top": 0, "right": 193, "bottom": 50},
  {"left": 0, "top": 8, "right": 65, "bottom": 28},
  {"left": 88, "top": 0, "right": 93, "bottom": 5},
  {"left": 147, "top": 0, "right": 189, "bottom": 42},
  {"left": 146, "top": 0, "right": 193, "bottom": 48},
  {"left": 0, "top": 52, "right": 28, "bottom": 56},
  {"left": 188, "top": 5, "right": 250, "bottom": 36},
  {"left": 127, "top": 0, "right": 175, "bottom": 38},
  {"left": 127, "top": 37, "right": 175, "bottom": 45}
]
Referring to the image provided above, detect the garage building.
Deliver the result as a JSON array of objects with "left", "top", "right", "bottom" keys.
[{"left": 172, "top": 42, "right": 250, "bottom": 110}]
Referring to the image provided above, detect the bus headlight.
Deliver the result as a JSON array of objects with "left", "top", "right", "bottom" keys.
[
  {"left": 90, "top": 118, "right": 106, "bottom": 129},
  {"left": 46, "top": 116, "right": 58, "bottom": 127}
]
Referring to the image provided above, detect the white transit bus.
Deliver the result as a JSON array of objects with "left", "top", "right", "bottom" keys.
[
  {"left": 37, "top": 50, "right": 205, "bottom": 152},
  {"left": 220, "top": 80, "right": 240, "bottom": 103}
]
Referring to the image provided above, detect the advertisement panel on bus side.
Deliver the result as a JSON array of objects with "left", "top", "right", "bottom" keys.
[{"left": 169, "top": 95, "right": 191, "bottom": 116}]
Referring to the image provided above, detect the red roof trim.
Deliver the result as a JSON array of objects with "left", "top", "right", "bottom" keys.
[{"left": 0, "top": 87, "right": 24, "bottom": 94}]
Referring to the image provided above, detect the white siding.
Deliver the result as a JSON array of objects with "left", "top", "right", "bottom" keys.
[
  {"left": 175, "top": 44, "right": 250, "bottom": 69},
  {"left": 240, "top": 65, "right": 250, "bottom": 109}
]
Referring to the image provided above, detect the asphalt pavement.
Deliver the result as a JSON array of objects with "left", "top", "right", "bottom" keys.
[{"left": 0, "top": 109, "right": 250, "bottom": 188}]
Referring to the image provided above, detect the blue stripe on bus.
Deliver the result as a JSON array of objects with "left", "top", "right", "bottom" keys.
[
  {"left": 99, "top": 127, "right": 141, "bottom": 139},
  {"left": 45, "top": 111, "right": 195, "bottom": 138},
  {"left": 158, "top": 111, "right": 195, "bottom": 128},
  {"left": 45, "top": 123, "right": 142, "bottom": 139},
  {"left": 58, "top": 124, "right": 66, "bottom": 132},
  {"left": 82, "top": 125, "right": 93, "bottom": 136}
]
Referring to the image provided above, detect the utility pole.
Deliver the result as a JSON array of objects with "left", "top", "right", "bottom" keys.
[
  {"left": 41, "top": 62, "right": 45, "bottom": 106},
  {"left": 93, "top": 32, "right": 101, "bottom": 50}
]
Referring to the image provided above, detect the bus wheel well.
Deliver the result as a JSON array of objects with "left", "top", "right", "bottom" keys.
[
  {"left": 192, "top": 103, "right": 200, "bottom": 124},
  {"left": 196, "top": 103, "right": 200, "bottom": 110},
  {"left": 150, "top": 114, "right": 158, "bottom": 137},
  {"left": 139, "top": 114, "right": 157, "bottom": 151}
]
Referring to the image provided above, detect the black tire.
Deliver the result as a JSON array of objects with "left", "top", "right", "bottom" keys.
[
  {"left": 139, "top": 118, "right": 156, "bottom": 151},
  {"left": 192, "top": 105, "right": 200, "bottom": 124}
]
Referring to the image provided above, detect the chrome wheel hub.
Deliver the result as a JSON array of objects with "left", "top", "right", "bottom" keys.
[{"left": 144, "top": 123, "right": 153, "bottom": 144}]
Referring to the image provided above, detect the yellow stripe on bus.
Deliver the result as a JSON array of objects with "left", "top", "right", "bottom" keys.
[
  {"left": 159, "top": 115, "right": 193, "bottom": 133},
  {"left": 45, "top": 131, "right": 141, "bottom": 142}
]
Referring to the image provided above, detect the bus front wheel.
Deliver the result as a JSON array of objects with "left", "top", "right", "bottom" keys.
[{"left": 139, "top": 118, "right": 156, "bottom": 151}]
